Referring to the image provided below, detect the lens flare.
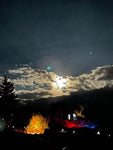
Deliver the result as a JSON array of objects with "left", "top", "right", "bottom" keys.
[{"left": 47, "top": 66, "right": 51, "bottom": 71}]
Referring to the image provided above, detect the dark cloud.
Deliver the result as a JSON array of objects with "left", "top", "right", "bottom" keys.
[{"left": 18, "top": 91, "right": 52, "bottom": 101}]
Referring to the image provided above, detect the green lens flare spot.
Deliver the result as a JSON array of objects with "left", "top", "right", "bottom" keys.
[{"left": 47, "top": 66, "right": 51, "bottom": 71}]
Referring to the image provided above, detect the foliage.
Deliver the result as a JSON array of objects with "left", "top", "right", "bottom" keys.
[{"left": 0, "top": 74, "right": 18, "bottom": 114}]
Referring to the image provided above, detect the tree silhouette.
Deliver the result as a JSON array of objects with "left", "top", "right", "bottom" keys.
[{"left": 0, "top": 74, "right": 18, "bottom": 115}]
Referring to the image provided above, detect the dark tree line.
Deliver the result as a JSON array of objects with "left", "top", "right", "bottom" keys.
[{"left": 0, "top": 74, "right": 18, "bottom": 120}]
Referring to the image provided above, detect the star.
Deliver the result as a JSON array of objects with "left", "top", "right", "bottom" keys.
[{"left": 89, "top": 51, "right": 93, "bottom": 55}]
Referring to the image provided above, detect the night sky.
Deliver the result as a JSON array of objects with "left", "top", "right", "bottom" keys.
[
  {"left": 0, "top": 1, "right": 113, "bottom": 139},
  {"left": 0, "top": 0, "right": 113, "bottom": 76}
]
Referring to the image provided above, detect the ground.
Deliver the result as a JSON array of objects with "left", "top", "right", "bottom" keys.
[{"left": 0, "top": 128, "right": 112, "bottom": 150}]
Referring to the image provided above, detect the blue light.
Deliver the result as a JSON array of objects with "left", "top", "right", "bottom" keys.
[{"left": 86, "top": 121, "right": 98, "bottom": 129}]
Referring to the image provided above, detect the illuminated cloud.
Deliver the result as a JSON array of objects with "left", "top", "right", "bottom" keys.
[{"left": 1, "top": 65, "right": 113, "bottom": 101}]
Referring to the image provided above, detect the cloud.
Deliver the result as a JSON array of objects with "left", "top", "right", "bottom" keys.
[
  {"left": 1, "top": 64, "right": 112, "bottom": 101},
  {"left": 76, "top": 65, "right": 113, "bottom": 90}
]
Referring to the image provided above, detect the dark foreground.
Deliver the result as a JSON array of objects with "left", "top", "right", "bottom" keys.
[{"left": 0, "top": 128, "right": 112, "bottom": 150}]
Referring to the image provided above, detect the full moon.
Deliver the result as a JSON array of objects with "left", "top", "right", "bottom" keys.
[{"left": 54, "top": 76, "right": 67, "bottom": 89}]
